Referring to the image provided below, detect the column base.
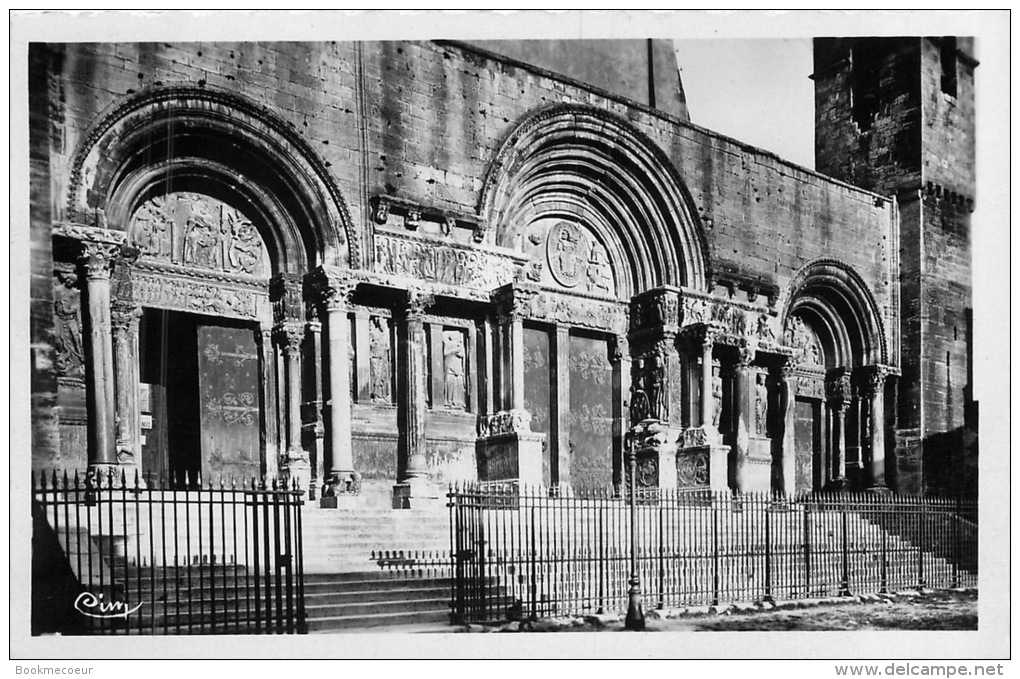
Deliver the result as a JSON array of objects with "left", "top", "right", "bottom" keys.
[
  {"left": 476, "top": 412, "right": 545, "bottom": 486},
  {"left": 319, "top": 471, "right": 362, "bottom": 507},
  {"left": 626, "top": 420, "right": 681, "bottom": 494},
  {"left": 866, "top": 484, "right": 892, "bottom": 494},
  {"left": 281, "top": 447, "right": 311, "bottom": 494},
  {"left": 826, "top": 477, "right": 849, "bottom": 492},
  {"left": 392, "top": 477, "right": 442, "bottom": 509}
]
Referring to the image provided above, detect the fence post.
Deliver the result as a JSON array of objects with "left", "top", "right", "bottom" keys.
[
  {"left": 712, "top": 493, "right": 720, "bottom": 606},
  {"left": 529, "top": 502, "right": 537, "bottom": 621},
  {"left": 840, "top": 499, "right": 850, "bottom": 596},
  {"left": 657, "top": 495, "right": 665, "bottom": 610},
  {"left": 918, "top": 497, "right": 927, "bottom": 589},
  {"left": 952, "top": 495, "right": 961, "bottom": 588},
  {"left": 803, "top": 501, "right": 811, "bottom": 598},
  {"left": 764, "top": 495, "right": 773, "bottom": 603},
  {"left": 880, "top": 494, "right": 888, "bottom": 594}
]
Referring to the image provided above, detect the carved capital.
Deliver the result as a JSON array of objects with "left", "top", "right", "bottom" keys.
[
  {"left": 734, "top": 341, "right": 757, "bottom": 369},
  {"left": 492, "top": 283, "right": 537, "bottom": 325},
  {"left": 315, "top": 271, "right": 358, "bottom": 311},
  {"left": 403, "top": 287, "right": 435, "bottom": 321},
  {"left": 825, "top": 368, "right": 852, "bottom": 405},
  {"left": 271, "top": 273, "right": 305, "bottom": 324},
  {"left": 110, "top": 302, "right": 141, "bottom": 337},
  {"left": 274, "top": 322, "right": 305, "bottom": 351},
  {"left": 629, "top": 288, "right": 681, "bottom": 332},
  {"left": 79, "top": 242, "right": 122, "bottom": 280},
  {"left": 860, "top": 364, "right": 890, "bottom": 396}
]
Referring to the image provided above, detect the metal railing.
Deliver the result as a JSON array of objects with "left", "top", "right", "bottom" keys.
[
  {"left": 448, "top": 484, "right": 977, "bottom": 623},
  {"left": 32, "top": 469, "right": 306, "bottom": 636}
]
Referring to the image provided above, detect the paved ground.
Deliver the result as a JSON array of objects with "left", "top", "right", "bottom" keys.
[{"left": 444, "top": 588, "right": 977, "bottom": 633}]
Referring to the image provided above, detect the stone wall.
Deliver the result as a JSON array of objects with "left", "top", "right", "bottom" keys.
[{"left": 30, "top": 40, "right": 899, "bottom": 483}]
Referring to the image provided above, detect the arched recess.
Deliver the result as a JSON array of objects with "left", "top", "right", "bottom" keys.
[
  {"left": 65, "top": 85, "right": 357, "bottom": 273},
  {"left": 478, "top": 104, "right": 709, "bottom": 297},
  {"left": 780, "top": 259, "right": 888, "bottom": 368}
]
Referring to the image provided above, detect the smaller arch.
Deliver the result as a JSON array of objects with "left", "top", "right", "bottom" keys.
[
  {"left": 65, "top": 85, "right": 358, "bottom": 273},
  {"left": 780, "top": 259, "right": 888, "bottom": 367},
  {"left": 478, "top": 104, "right": 710, "bottom": 295}
]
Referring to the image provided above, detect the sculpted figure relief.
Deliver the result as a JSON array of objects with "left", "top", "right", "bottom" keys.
[
  {"left": 755, "top": 373, "right": 769, "bottom": 436},
  {"left": 442, "top": 330, "right": 467, "bottom": 409},
  {"left": 711, "top": 368, "right": 723, "bottom": 428},
  {"left": 54, "top": 271, "right": 85, "bottom": 378},
  {"left": 130, "top": 193, "right": 267, "bottom": 276},
  {"left": 369, "top": 316, "right": 392, "bottom": 404}
]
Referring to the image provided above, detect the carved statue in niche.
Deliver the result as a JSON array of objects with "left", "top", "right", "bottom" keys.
[
  {"left": 711, "top": 366, "right": 723, "bottom": 428},
  {"left": 443, "top": 330, "right": 467, "bottom": 409},
  {"left": 755, "top": 373, "right": 768, "bottom": 436},
  {"left": 585, "top": 243, "right": 613, "bottom": 295},
  {"left": 756, "top": 313, "right": 776, "bottom": 343},
  {"left": 53, "top": 271, "right": 85, "bottom": 378},
  {"left": 369, "top": 316, "right": 392, "bottom": 404},
  {"left": 648, "top": 354, "right": 668, "bottom": 421},
  {"left": 629, "top": 358, "right": 650, "bottom": 423}
]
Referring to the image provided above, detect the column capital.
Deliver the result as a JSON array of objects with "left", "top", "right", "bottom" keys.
[
  {"left": 681, "top": 322, "right": 723, "bottom": 352},
  {"left": 110, "top": 302, "right": 142, "bottom": 336},
  {"left": 79, "top": 241, "right": 123, "bottom": 281},
  {"left": 309, "top": 267, "right": 360, "bottom": 311},
  {"left": 274, "top": 322, "right": 305, "bottom": 351},
  {"left": 403, "top": 287, "right": 435, "bottom": 321},
  {"left": 734, "top": 340, "right": 757, "bottom": 369},
  {"left": 492, "top": 282, "right": 537, "bottom": 325},
  {"left": 860, "top": 364, "right": 891, "bottom": 395},
  {"left": 825, "top": 367, "right": 852, "bottom": 406},
  {"left": 629, "top": 287, "right": 682, "bottom": 332}
]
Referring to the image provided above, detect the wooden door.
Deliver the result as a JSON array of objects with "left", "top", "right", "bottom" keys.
[{"left": 794, "top": 398, "right": 822, "bottom": 494}]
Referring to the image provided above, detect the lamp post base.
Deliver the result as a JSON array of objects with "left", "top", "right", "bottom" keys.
[{"left": 625, "top": 576, "right": 645, "bottom": 631}]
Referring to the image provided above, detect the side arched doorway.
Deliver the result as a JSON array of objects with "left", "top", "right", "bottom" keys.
[
  {"left": 59, "top": 86, "right": 353, "bottom": 489},
  {"left": 780, "top": 260, "right": 893, "bottom": 493}
]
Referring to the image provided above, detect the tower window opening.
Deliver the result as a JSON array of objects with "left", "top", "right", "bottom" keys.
[
  {"left": 940, "top": 37, "right": 958, "bottom": 98},
  {"left": 850, "top": 42, "right": 883, "bottom": 132}
]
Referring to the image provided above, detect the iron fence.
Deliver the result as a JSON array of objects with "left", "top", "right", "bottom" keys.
[
  {"left": 32, "top": 469, "right": 306, "bottom": 635},
  {"left": 448, "top": 484, "right": 977, "bottom": 623}
]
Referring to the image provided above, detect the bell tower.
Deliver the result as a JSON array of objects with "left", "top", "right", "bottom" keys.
[{"left": 812, "top": 37, "right": 977, "bottom": 495}]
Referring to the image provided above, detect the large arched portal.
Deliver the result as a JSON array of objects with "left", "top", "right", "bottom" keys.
[
  {"left": 476, "top": 105, "right": 708, "bottom": 488},
  {"left": 59, "top": 86, "right": 354, "bottom": 489},
  {"left": 780, "top": 260, "right": 893, "bottom": 493}
]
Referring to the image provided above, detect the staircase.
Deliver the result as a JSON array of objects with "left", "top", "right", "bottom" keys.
[{"left": 300, "top": 503, "right": 455, "bottom": 632}]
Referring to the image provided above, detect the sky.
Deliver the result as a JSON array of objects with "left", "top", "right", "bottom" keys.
[{"left": 675, "top": 39, "right": 816, "bottom": 170}]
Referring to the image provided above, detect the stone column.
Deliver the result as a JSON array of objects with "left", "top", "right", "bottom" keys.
[
  {"left": 610, "top": 334, "right": 631, "bottom": 488},
  {"left": 395, "top": 287, "right": 434, "bottom": 504},
  {"left": 256, "top": 324, "right": 279, "bottom": 479},
  {"left": 111, "top": 301, "right": 142, "bottom": 475},
  {"left": 318, "top": 274, "right": 359, "bottom": 501},
  {"left": 731, "top": 341, "right": 756, "bottom": 493},
  {"left": 825, "top": 368, "right": 851, "bottom": 490},
  {"left": 553, "top": 325, "right": 571, "bottom": 488},
  {"left": 626, "top": 287, "right": 683, "bottom": 493},
  {"left": 276, "top": 322, "right": 309, "bottom": 490},
  {"left": 777, "top": 361, "right": 798, "bottom": 497},
  {"left": 80, "top": 240, "right": 122, "bottom": 480},
  {"left": 863, "top": 365, "right": 890, "bottom": 491},
  {"left": 475, "top": 283, "right": 543, "bottom": 486}
]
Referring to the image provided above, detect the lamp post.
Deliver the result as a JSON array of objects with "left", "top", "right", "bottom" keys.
[{"left": 625, "top": 441, "right": 645, "bottom": 630}]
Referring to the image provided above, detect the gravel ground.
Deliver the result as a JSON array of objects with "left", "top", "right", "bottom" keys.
[{"left": 459, "top": 588, "right": 977, "bottom": 633}]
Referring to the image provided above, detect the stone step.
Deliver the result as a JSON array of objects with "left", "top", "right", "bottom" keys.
[
  {"left": 305, "top": 596, "right": 450, "bottom": 620},
  {"left": 306, "top": 585, "right": 450, "bottom": 604},
  {"left": 306, "top": 608, "right": 452, "bottom": 632}
]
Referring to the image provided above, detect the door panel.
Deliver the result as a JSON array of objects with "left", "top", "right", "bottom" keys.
[
  {"left": 794, "top": 398, "right": 821, "bottom": 494},
  {"left": 523, "top": 327, "right": 552, "bottom": 486},
  {"left": 568, "top": 334, "right": 613, "bottom": 487},
  {"left": 197, "top": 324, "right": 262, "bottom": 481}
]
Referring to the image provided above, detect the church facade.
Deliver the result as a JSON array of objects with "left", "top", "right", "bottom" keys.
[{"left": 27, "top": 38, "right": 977, "bottom": 506}]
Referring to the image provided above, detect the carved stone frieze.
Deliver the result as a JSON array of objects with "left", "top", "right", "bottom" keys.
[
  {"left": 493, "top": 283, "right": 538, "bottom": 325},
  {"left": 630, "top": 288, "right": 681, "bottom": 332},
  {"left": 527, "top": 291, "right": 626, "bottom": 334},
  {"left": 132, "top": 271, "right": 261, "bottom": 320},
  {"left": 374, "top": 232, "right": 517, "bottom": 291},
  {"left": 477, "top": 409, "right": 533, "bottom": 438},
  {"left": 783, "top": 315, "right": 824, "bottom": 368},
  {"left": 680, "top": 294, "right": 779, "bottom": 346}
]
